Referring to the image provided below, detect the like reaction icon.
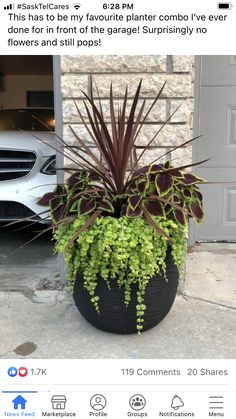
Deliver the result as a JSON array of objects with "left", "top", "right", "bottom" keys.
[
  {"left": 8, "top": 367, "right": 18, "bottom": 377},
  {"left": 8, "top": 367, "right": 28, "bottom": 378}
]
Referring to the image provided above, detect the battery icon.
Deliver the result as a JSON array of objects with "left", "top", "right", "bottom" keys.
[{"left": 218, "top": 2, "right": 233, "bottom": 8}]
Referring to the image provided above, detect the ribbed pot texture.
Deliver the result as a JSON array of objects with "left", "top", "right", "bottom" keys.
[{"left": 73, "top": 248, "right": 179, "bottom": 334}]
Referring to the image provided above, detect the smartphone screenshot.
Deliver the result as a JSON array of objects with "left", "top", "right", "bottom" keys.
[{"left": 0, "top": 0, "right": 235, "bottom": 417}]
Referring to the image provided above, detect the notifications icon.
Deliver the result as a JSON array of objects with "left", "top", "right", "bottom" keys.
[{"left": 171, "top": 395, "right": 184, "bottom": 410}]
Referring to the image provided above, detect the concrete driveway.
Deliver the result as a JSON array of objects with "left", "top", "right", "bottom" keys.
[{"left": 0, "top": 227, "right": 235, "bottom": 359}]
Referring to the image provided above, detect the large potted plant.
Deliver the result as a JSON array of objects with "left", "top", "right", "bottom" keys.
[{"left": 38, "top": 80, "right": 206, "bottom": 334}]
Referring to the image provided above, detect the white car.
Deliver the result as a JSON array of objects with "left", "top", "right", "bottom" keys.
[{"left": 0, "top": 108, "right": 57, "bottom": 222}]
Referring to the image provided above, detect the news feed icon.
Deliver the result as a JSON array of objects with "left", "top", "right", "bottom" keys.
[{"left": 12, "top": 395, "right": 27, "bottom": 410}]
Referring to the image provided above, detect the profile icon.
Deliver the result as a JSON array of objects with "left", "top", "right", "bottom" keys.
[{"left": 90, "top": 394, "right": 107, "bottom": 411}]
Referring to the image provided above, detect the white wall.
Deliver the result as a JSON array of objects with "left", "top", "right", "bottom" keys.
[{"left": 61, "top": 55, "right": 194, "bottom": 168}]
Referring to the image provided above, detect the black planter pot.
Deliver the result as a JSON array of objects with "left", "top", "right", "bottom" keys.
[{"left": 73, "top": 248, "right": 179, "bottom": 334}]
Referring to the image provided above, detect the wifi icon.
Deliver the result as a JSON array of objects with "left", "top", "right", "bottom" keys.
[{"left": 73, "top": 3, "right": 81, "bottom": 9}]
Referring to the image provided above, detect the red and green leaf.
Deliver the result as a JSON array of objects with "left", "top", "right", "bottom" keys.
[
  {"left": 143, "top": 200, "right": 164, "bottom": 217},
  {"left": 79, "top": 198, "right": 96, "bottom": 215},
  {"left": 37, "top": 192, "right": 55, "bottom": 206},
  {"left": 126, "top": 205, "right": 143, "bottom": 218},
  {"left": 50, "top": 197, "right": 63, "bottom": 211},
  {"left": 67, "top": 173, "right": 82, "bottom": 190},
  {"left": 193, "top": 190, "right": 203, "bottom": 202},
  {"left": 183, "top": 173, "right": 204, "bottom": 185},
  {"left": 167, "top": 169, "right": 183, "bottom": 178},
  {"left": 149, "top": 164, "right": 164, "bottom": 174},
  {"left": 173, "top": 195, "right": 182, "bottom": 204},
  {"left": 88, "top": 172, "right": 103, "bottom": 182},
  {"left": 98, "top": 199, "right": 114, "bottom": 213},
  {"left": 55, "top": 185, "right": 66, "bottom": 195},
  {"left": 173, "top": 209, "right": 186, "bottom": 226},
  {"left": 190, "top": 202, "right": 204, "bottom": 221},
  {"left": 136, "top": 179, "right": 148, "bottom": 194},
  {"left": 128, "top": 195, "right": 142, "bottom": 211},
  {"left": 52, "top": 204, "right": 67, "bottom": 222},
  {"left": 183, "top": 189, "right": 192, "bottom": 198},
  {"left": 132, "top": 166, "right": 149, "bottom": 177},
  {"left": 155, "top": 173, "right": 173, "bottom": 196}
]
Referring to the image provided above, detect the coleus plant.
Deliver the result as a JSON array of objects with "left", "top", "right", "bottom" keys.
[{"left": 36, "top": 79, "right": 207, "bottom": 243}]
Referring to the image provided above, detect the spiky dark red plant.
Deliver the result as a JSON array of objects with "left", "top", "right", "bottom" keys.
[{"left": 8, "top": 79, "right": 207, "bottom": 248}]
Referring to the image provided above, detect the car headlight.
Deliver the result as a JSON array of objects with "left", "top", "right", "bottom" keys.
[{"left": 40, "top": 155, "right": 56, "bottom": 175}]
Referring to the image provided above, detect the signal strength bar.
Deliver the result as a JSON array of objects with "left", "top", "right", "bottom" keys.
[{"left": 4, "top": 4, "right": 14, "bottom": 10}]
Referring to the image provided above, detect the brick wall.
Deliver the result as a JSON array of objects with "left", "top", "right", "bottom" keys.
[{"left": 61, "top": 55, "right": 194, "bottom": 168}]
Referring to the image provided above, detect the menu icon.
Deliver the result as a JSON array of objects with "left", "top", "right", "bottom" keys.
[{"left": 209, "top": 396, "right": 224, "bottom": 411}]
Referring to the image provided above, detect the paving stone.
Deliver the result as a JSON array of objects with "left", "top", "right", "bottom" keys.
[{"left": 0, "top": 292, "right": 235, "bottom": 359}]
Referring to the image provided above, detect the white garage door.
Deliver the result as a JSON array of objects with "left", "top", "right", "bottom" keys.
[{"left": 195, "top": 56, "right": 236, "bottom": 241}]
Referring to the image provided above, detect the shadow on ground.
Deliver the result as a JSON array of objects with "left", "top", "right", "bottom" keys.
[{"left": 0, "top": 223, "right": 55, "bottom": 266}]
